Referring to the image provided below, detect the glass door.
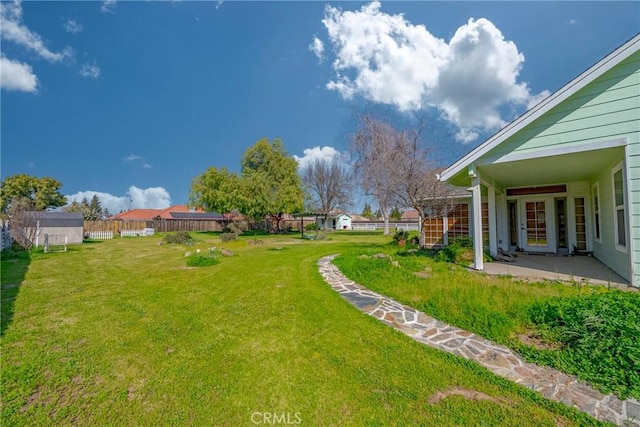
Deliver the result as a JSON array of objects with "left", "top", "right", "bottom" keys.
[{"left": 521, "top": 199, "right": 553, "bottom": 252}]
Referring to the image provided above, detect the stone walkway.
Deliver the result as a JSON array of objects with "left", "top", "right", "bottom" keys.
[{"left": 318, "top": 255, "right": 640, "bottom": 426}]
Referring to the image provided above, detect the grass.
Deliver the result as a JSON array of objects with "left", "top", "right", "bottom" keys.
[
  {"left": 1, "top": 232, "right": 604, "bottom": 425},
  {"left": 332, "top": 241, "right": 639, "bottom": 400}
]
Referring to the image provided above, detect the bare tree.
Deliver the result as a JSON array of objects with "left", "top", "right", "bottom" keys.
[
  {"left": 351, "top": 115, "right": 398, "bottom": 235},
  {"left": 7, "top": 197, "right": 39, "bottom": 250},
  {"left": 301, "top": 158, "right": 352, "bottom": 231},
  {"left": 353, "top": 114, "right": 457, "bottom": 248},
  {"left": 387, "top": 121, "right": 458, "bottom": 248}
]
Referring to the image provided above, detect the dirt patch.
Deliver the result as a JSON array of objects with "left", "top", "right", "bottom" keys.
[
  {"left": 515, "top": 330, "right": 561, "bottom": 351},
  {"left": 428, "top": 387, "right": 500, "bottom": 405}
]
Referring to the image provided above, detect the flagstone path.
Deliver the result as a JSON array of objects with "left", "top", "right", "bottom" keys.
[{"left": 318, "top": 254, "right": 640, "bottom": 426}]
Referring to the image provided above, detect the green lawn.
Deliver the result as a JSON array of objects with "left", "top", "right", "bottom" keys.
[{"left": 1, "top": 232, "right": 603, "bottom": 426}]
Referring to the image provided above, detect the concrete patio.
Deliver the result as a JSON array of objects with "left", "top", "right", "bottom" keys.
[{"left": 483, "top": 253, "right": 634, "bottom": 289}]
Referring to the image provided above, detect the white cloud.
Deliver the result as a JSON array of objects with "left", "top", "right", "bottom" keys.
[
  {"left": 294, "top": 146, "right": 349, "bottom": 170},
  {"left": 100, "top": 0, "right": 117, "bottom": 14},
  {"left": 216, "top": 1, "right": 223, "bottom": 10},
  {"left": 65, "top": 186, "right": 172, "bottom": 213},
  {"left": 567, "top": 19, "right": 577, "bottom": 25},
  {"left": 124, "top": 154, "right": 152, "bottom": 169},
  {"left": 0, "top": 0, "right": 72, "bottom": 62},
  {"left": 309, "top": 36, "right": 325, "bottom": 61},
  {"left": 63, "top": 18, "right": 83, "bottom": 34},
  {"left": 318, "top": 2, "right": 548, "bottom": 142},
  {"left": 0, "top": 54, "right": 37, "bottom": 92},
  {"left": 80, "top": 62, "right": 101, "bottom": 79}
]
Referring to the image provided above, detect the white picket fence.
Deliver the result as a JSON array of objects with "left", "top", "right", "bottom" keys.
[
  {"left": 87, "top": 230, "right": 114, "bottom": 240},
  {"left": 351, "top": 222, "right": 420, "bottom": 231},
  {"left": 120, "top": 229, "right": 147, "bottom": 237}
]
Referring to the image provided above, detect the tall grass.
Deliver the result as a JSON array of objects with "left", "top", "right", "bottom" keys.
[{"left": 333, "top": 243, "right": 639, "bottom": 400}]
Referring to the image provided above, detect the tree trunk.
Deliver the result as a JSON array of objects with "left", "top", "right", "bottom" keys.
[
  {"left": 383, "top": 215, "right": 390, "bottom": 236},
  {"left": 418, "top": 213, "right": 426, "bottom": 249}
]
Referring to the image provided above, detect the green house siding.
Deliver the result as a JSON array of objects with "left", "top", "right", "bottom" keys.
[
  {"left": 484, "top": 52, "right": 640, "bottom": 161},
  {"left": 591, "top": 154, "right": 631, "bottom": 283},
  {"left": 629, "top": 138, "right": 640, "bottom": 287}
]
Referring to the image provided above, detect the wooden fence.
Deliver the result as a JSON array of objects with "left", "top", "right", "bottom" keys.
[{"left": 84, "top": 219, "right": 226, "bottom": 234}]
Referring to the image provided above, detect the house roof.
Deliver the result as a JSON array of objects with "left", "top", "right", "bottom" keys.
[
  {"left": 25, "top": 211, "right": 83, "bottom": 227},
  {"left": 439, "top": 33, "right": 640, "bottom": 184},
  {"left": 110, "top": 205, "right": 222, "bottom": 221},
  {"left": 349, "top": 214, "right": 370, "bottom": 222},
  {"left": 110, "top": 209, "right": 163, "bottom": 220}
]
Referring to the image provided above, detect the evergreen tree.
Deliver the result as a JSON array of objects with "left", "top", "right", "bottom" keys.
[{"left": 361, "top": 203, "right": 373, "bottom": 220}]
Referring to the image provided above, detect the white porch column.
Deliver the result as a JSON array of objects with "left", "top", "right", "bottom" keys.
[
  {"left": 488, "top": 184, "right": 497, "bottom": 257},
  {"left": 471, "top": 174, "right": 484, "bottom": 270}
]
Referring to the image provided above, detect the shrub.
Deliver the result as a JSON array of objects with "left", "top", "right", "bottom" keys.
[
  {"left": 305, "top": 223, "right": 318, "bottom": 231},
  {"left": 222, "top": 222, "right": 244, "bottom": 236},
  {"left": 434, "top": 245, "right": 460, "bottom": 263},
  {"left": 186, "top": 253, "right": 219, "bottom": 267},
  {"left": 220, "top": 233, "right": 237, "bottom": 242},
  {"left": 526, "top": 291, "right": 640, "bottom": 399},
  {"left": 451, "top": 236, "right": 473, "bottom": 249},
  {"left": 163, "top": 232, "right": 193, "bottom": 244},
  {"left": 393, "top": 230, "right": 409, "bottom": 242}
]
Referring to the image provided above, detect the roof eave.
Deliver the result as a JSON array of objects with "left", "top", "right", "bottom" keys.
[{"left": 440, "top": 33, "right": 640, "bottom": 183}]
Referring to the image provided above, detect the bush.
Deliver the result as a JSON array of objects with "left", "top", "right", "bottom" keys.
[
  {"left": 163, "top": 232, "right": 193, "bottom": 244},
  {"left": 393, "top": 230, "right": 409, "bottom": 242},
  {"left": 451, "top": 236, "right": 473, "bottom": 249},
  {"left": 305, "top": 223, "right": 318, "bottom": 231},
  {"left": 222, "top": 222, "right": 244, "bottom": 236},
  {"left": 526, "top": 291, "right": 640, "bottom": 399},
  {"left": 186, "top": 253, "right": 219, "bottom": 267},
  {"left": 220, "top": 233, "right": 237, "bottom": 242}
]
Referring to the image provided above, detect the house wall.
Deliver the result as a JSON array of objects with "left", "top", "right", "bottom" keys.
[
  {"left": 626, "top": 118, "right": 640, "bottom": 287},
  {"left": 483, "top": 52, "right": 640, "bottom": 162},
  {"left": 590, "top": 153, "right": 631, "bottom": 283}
]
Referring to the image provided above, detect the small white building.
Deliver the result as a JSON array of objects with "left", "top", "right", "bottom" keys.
[{"left": 317, "top": 213, "right": 352, "bottom": 230}]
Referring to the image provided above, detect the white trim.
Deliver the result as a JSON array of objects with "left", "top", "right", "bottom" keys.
[
  {"left": 592, "top": 181, "right": 602, "bottom": 243},
  {"left": 611, "top": 161, "right": 628, "bottom": 253},
  {"left": 477, "top": 138, "right": 627, "bottom": 166},
  {"left": 471, "top": 175, "right": 484, "bottom": 270},
  {"left": 440, "top": 35, "right": 640, "bottom": 182},
  {"left": 623, "top": 145, "right": 635, "bottom": 287}
]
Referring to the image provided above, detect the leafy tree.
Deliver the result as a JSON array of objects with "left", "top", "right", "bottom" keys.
[
  {"left": 63, "top": 195, "right": 104, "bottom": 220},
  {"left": 373, "top": 209, "right": 382, "bottom": 220},
  {"left": 361, "top": 203, "right": 373, "bottom": 220},
  {"left": 240, "top": 138, "right": 304, "bottom": 231},
  {"left": 189, "top": 167, "right": 242, "bottom": 225},
  {"left": 1, "top": 174, "right": 66, "bottom": 213},
  {"left": 301, "top": 158, "right": 352, "bottom": 231}
]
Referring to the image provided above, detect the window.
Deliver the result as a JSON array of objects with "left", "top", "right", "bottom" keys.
[
  {"left": 612, "top": 163, "right": 626, "bottom": 251},
  {"left": 592, "top": 182, "right": 601, "bottom": 242}
]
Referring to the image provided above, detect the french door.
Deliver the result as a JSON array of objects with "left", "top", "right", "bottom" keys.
[{"left": 520, "top": 198, "right": 555, "bottom": 252}]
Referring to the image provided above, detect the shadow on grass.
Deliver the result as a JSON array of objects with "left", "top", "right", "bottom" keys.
[{"left": 1, "top": 249, "right": 31, "bottom": 336}]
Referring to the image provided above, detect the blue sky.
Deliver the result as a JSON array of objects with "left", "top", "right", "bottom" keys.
[{"left": 1, "top": 1, "right": 639, "bottom": 213}]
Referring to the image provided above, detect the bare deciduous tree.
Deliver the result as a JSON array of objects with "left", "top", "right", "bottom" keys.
[
  {"left": 7, "top": 197, "right": 39, "bottom": 250},
  {"left": 301, "top": 159, "right": 352, "bottom": 231},
  {"left": 351, "top": 115, "right": 398, "bottom": 235},
  {"left": 353, "top": 114, "right": 457, "bottom": 248}
]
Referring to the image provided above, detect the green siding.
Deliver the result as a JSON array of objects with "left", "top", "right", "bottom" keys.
[
  {"left": 591, "top": 155, "right": 631, "bottom": 283},
  {"left": 486, "top": 53, "right": 640, "bottom": 160}
]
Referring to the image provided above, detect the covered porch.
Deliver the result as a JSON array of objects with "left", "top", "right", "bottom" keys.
[
  {"left": 463, "top": 142, "right": 626, "bottom": 271},
  {"left": 484, "top": 253, "right": 631, "bottom": 288}
]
